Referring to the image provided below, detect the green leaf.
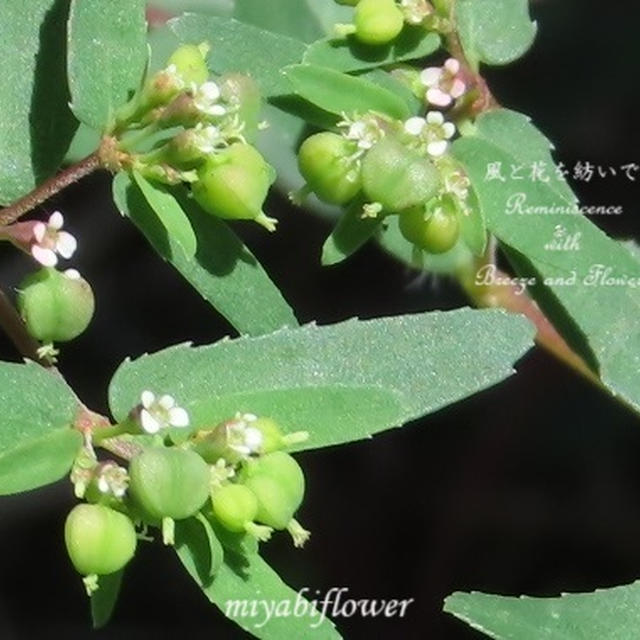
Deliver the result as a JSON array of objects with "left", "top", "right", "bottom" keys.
[
  {"left": 176, "top": 531, "right": 341, "bottom": 639},
  {"left": 322, "top": 201, "right": 382, "bottom": 266},
  {"left": 444, "top": 581, "right": 640, "bottom": 640},
  {"left": 169, "top": 14, "right": 307, "bottom": 96},
  {"left": 304, "top": 29, "right": 441, "bottom": 73},
  {"left": 109, "top": 310, "right": 534, "bottom": 451},
  {"left": 0, "top": 0, "right": 77, "bottom": 205},
  {"left": 151, "top": 0, "right": 233, "bottom": 16},
  {"left": 175, "top": 514, "right": 224, "bottom": 585},
  {"left": 234, "top": 0, "right": 324, "bottom": 44},
  {"left": 453, "top": 109, "right": 640, "bottom": 412},
  {"left": 91, "top": 570, "right": 124, "bottom": 629},
  {"left": 283, "top": 64, "right": 410, "bottom": 119},
  {"left": 459, "top": 187, "right": 487, "bottom": 257},
  {"left": 0, "top": 362, "right": 79, "bottom": 495},
  {"left": 456, "top": 0, "right": 537, "bottom": 69},
  {"left": 133, "top": 172, "right": 197, "bottom": 257},
  {"left": 112, "top": 172, "right": 298, "bottom": 336},
  {"left": 68, "top": 0, "right": 148, "bottom": 131}
]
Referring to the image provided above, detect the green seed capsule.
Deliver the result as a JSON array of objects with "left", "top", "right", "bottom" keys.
[
  {"left": 167, "top": 42, "right": 210, "bottom": 86},
  {"left": 399, "top": 196, "right": 461, "bottom": 254},
  {"left": 129, "top": 447, "right": 210, "bottom": 525},
  {"left": 298, "top": 133, "right": 361, "bottom": 205},
  {"left": 64, "top": 504, "right": 137, "bottom": 577},
  {"left": 219, "top": 73, "right": 262, "bottom": 143},
  {"left": 354, "top": 0, "right": 405, "bottom": 45},
  {"left": 361, "top": 137, "right": 440, "bottom": 212},
  {"left": 18, "top": 268, "right": 95, "bottom": 343},
  {"left": 192, "top": 144, "right": 278, "bottom": 231},
  {"left": 210, "top": 483, "right": 273, "bottom": 541}
]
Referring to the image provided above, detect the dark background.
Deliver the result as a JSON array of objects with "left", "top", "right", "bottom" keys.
[{"left": 1, "top": 0, "right": 639, "bottom": 638}]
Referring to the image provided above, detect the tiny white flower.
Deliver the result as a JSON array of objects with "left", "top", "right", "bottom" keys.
[
  {"left": 138, "top": 390, "right": 190, "bottom": 433},
  {"left": 227, "top": 413, "right": 264, "bottom": 456},
  {"left": 95, "top": 462, "right": 129, "bottom": 498},
  {"left": 404, "top": 116, "right": 427, "bottom": 136},
  {"left": 338, "top": 114, "right": 384, "bottom": 151},
  {"left": 399, "top": 0, "right": 433, "bottom": 25},
  {"left": 193, "top": 81, "right": 227, "bottom": 117},
  {"left": 420, "top": 58, "right": 466, "bottom": 108},
  {"left": 165, "top": 64, "right": 187, "bottom": 91},
  {"left": 30, "top": 211, "right": 77, "bottom": 267},
  {"left": 423, "top": 111, "right": 456, "bottom": 157},
  {"left": 192, "top": 123, "right": 223, "bottom": 154}
]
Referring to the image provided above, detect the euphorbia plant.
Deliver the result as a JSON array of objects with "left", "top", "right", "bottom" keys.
[{"left": 0, "top": 0, "right": 638, "bottom": 638}]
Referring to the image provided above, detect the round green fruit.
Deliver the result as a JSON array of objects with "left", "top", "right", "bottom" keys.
[
  {"left": 212, "top": 484, "right": 258, "bottom": 533},
  {"left": 192, "top": 144, "right": 277, "bottom": 230},
  {"left": 354, "top": 0, "right": 404, "bottom": 45},
  {"left": 64, "top": 504, "right": 137, "bottom": 577},
  {"left": 361, "top": 137, "right": 440, "bottom": 212},
  {"left": 18, "top": 268, "right": 95, "bottom": 343},
  {"left": 243, "top": 474, "right": 295, "bottom": 530},
  {"left": 399, "top": 198, "right": 460, "bottom": 254},
  {"left": 167, "top": 42, "right": 210, "bottom": 86},
  {"left": 128, "top": 447, "right": 210, "bottom": 521},
  {"left": 298, "top": 132, "right": 361, "bottom": 205}
]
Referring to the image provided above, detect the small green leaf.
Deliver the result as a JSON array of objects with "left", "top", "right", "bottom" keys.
[
  {"left": 456, "top": 0, "right": 537, "bottom": 69},
  {"left": 453, "top": 109, "right": 640, "bottom": 413},
  {"left": 175, "top": 514, "right": 224, "bottom": 585},
  {"left": 169, "top": 14, "right": 307, "bottom": 96},
  {"left": 112, "top": 172, "right": 298, "bottom": 336},
  {"left": 444, "top": 581, "right": 640, "bottom": 640},
  {"left": 284, "top": 64, "right": 410, "bottom": 119},
  {"left": 305, "top": 29, "right": 441, "bottom": 73},
  {"left": 234, "top": 0, "right": 324, "bottom": 43},
  {"left": 91, "top": 570, "right": 124, "bottom": 629},
  {"left": 109, "top": 310, "right": 534, "bottom": 451},
  {"left": 0, "top": 361, "right": 79, "bottom": 495},
  {"left": 133, "top": 172, "right": 197, "bottom": 257},
  {"left": 459, "top": 187, "right": 487, "bottom": 257},
  {"left": 0, "top": 0, "right": 77, "bottom": 204},
  {"left": 322, "top": 201, "right": 382, "bottom": 266},
  {"left": 176, "top": 538, "right": 341, "bottom": 639},
  {"left": 68, "top": 0, "right": 148, "bottom": 131}
]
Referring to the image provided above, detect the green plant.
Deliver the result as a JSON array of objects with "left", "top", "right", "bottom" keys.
[{"left": 0, "top": 0, "right": 637, "bottom": 637}]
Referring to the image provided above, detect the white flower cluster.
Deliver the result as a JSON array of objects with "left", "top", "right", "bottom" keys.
[{"left": 139, "top": 390, "right": 190, "bottom": 434}]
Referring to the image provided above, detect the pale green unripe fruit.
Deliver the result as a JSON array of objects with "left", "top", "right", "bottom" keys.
[
  {"left": 212, "top": 484, "right": 259, "bottom": 532},
  {"left": 240, "top": 452, "right": 305, "bottom": 529},
  {"left": 399, "top": 198, "right": 461, "bottom": 254},
  {"left": 298, "top": 132, "right": 361, "bottom": 205},
  {"left": 129, "top": 448, "right": 210, "bottom": 521},
  {"left": 167, "top": 42, "right": 210, "bottom": 86},
  {"left": 192, "top": 144, "right": 278, "bottom": 230},
  {"left": 64, "top": 504, "right": 137, "bottom": 577},
  {"left": 18, "top": 268, "right": 95, "bottom": 343},
  {"left": 361, "top": 137, "right": 440, "bottom": 212},
  {"left": 354, "top": 0, "right": 404, "bottom": 45}
]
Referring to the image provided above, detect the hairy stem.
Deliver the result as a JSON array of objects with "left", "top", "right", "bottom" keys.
[{"left": 0, "top": 152, "right": 101, "bottom": 226}]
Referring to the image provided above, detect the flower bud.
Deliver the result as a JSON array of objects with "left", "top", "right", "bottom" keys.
[
  {"left": 167, "top": 42, "right": 210, "bottom": 86},
  {"left": 399, "top": 194, "right": 460, "bottom": 253},
  {"left": 64, "top": 504, "right": 137, "bottom": 579},
  {"left": 361, "top": 137, "right": 440, "bottom": 212},
  {"left": 298, "top": 132, "right": 361, "bottom": 205},
  {"left": 17, "top": 268, "right": 95, "bottom": 344},
  {"left": 192, "top": 143, "right": 278, "bottom": 231},
  {"left": 354, "top": 0, "right": 405, "bottom": 45}
]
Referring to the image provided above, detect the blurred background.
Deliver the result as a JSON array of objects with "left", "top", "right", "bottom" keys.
[{"left": 1, "top": 0, "right": 639, "bottom": 637}]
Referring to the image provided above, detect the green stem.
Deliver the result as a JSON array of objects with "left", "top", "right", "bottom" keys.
[{"left": 118, "top": 122, "right": 160, "bottom": 152}]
